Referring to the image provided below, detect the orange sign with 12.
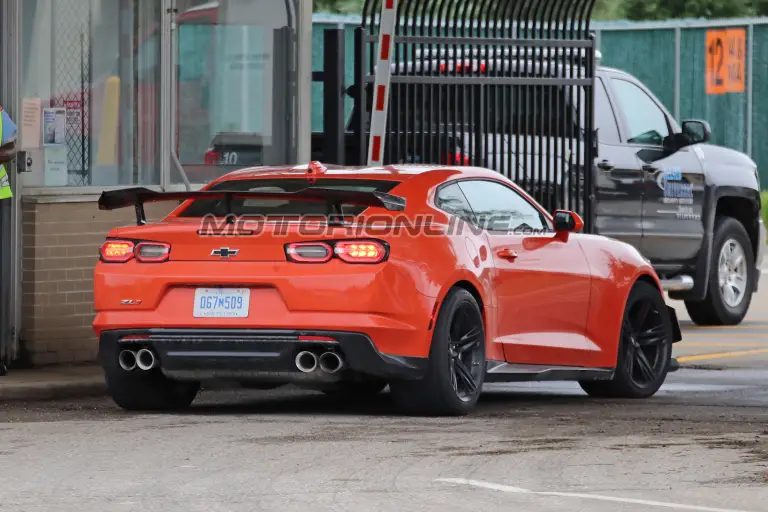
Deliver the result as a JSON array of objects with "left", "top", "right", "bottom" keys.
[{"left": 706, "top": 28, "right": 746, "bottom": 95}]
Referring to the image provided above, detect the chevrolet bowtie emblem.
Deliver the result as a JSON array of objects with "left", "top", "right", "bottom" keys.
[{"left": 211, "top": 247, "right": 239, "bottom": 258}]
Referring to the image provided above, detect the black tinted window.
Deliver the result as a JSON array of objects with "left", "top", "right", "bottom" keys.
[
  {"left": 610, "top": 78, "right": 669, "bottom": 146},
  {"left": 457, "top": 180, "right": 550, "bottom": 233},
  {"left": 177, "top": 179, "right": 399, "bottom": 217},
  {"left": 435, "top": 183, "right": 475, "bottom": 223},
  {"left": 595, "top": 78, "right": 620, "bottom": 144}
]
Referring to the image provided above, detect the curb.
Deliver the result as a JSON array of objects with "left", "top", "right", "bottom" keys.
[{"left": 0, "top": 378, "right": 106, "bottom": 402}]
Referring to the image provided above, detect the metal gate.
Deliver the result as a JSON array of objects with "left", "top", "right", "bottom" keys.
[{"left": 353, "top": 0, "right": 598, "bottom": 232}]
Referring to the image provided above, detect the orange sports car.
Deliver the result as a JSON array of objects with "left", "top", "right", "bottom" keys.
[{"left": 93, "top": 162, "right": 682, "bottom": 415}]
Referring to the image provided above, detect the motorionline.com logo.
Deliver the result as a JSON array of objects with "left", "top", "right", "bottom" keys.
[{"left": 198, "top": 213, "right": 552, "bottom": 237}]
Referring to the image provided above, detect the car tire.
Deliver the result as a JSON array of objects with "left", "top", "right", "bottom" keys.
[
  {"left": 321, "top": 379, "right": 388, "bottom": 400},
  {"left": 684, "top": 216, "right": 755, "bottom": 326},
  {"left": 104, "top": 361, "right": 200, "bottom": 412},
  {"left": 389, "top": 287, "right": 486, "bottom": 416},
  {"left": 579, "top": 281, "right": 673, "bottom": 399}
]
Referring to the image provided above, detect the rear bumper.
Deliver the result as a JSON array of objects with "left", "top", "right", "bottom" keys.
[{"left": 98, "top": 328, "right": 429, "bottom": 382}]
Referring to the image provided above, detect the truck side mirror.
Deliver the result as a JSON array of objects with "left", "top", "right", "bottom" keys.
[{"left": 681, "top": 120, "right": 711, "bottom": 144}]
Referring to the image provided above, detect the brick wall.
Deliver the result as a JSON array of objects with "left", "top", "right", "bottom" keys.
[{"left": 21, "top": 197, "right": 176, "bottom": 366}]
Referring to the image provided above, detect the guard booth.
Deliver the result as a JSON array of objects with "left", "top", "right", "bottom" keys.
[{"left": 349, "top": 0, "right": 598, "bottom": 231}]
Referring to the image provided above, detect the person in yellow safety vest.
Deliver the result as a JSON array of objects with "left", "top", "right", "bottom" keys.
[{"left": 0, "top": 105, "right": 18, "bottom": 200}]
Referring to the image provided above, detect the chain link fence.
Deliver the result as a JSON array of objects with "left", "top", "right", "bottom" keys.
[{"left": 51, "top": 0, "right": 92, "bottom": 186}]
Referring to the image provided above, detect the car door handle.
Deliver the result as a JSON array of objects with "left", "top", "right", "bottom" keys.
[
  {"left": 597, "top": 159, "right": 614, "bottom": 171},
  {"left": 498, "top": 248, "right": 518, "bottom": 260},
  {"left": 642, "top": 164, "right": 659, "bottom": 173}
]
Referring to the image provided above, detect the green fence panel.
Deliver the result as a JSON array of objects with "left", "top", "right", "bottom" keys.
[
  {"left": 678, "top": 27, "right": 748, "bottom": 155},
  {"left": 312, "top": 22, "right": 361, "bottom": 134},
  {"left": 751, "top": 25, "right": 768, "bottom": 184},
  {"left": 598, "top": 29, "right": 676, "bottom": 113}
]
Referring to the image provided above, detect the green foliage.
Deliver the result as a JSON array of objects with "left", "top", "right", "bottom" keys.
[
  {"left": 623, "top": 0, "right": 756, "bottom": 21},
  {"left": 314, "top": 0, "right": 768, "bottom": 20},
  {"left": 762, "top": 191, "right": 768, "bottom": 234},
  {"left": 313, "top": 0, "right": 365, "bottom": 13}
]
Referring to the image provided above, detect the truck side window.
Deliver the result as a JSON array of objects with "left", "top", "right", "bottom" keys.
[
  {"left": 595, "top": 78, "right": 620, "bottom": 144},
  {"left": 610, "top": 78, "right": 670, "bottom": 147}
]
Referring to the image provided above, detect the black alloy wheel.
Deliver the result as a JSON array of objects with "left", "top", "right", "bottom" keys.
[
  {"left": 390, "top": 287, "right": 486, "bottom": 416},
  {"left": 622, "top": 298, "right": 668, "bottom": 388},
  {"left": 580, "top": 281, "right": 672, "bottom": 399},
  {"left": 448, "top": 302, "right": 485, "bottom": 402}
]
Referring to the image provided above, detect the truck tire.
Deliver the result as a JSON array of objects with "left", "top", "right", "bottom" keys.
[{"left": 685, "top": 216, "right": 755, "bottom": 326}]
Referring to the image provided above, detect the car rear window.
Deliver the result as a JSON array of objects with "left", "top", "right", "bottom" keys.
[{"left": 176, "top": 178, "right": 401, "bottom": 218}]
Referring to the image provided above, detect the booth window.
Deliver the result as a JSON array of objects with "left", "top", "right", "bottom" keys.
[
  {"left": 19, "top": 0, "right": 299, "bottom": 190},
  {"left": 20, "top": 0, "right": 162, "bottom": 188}
]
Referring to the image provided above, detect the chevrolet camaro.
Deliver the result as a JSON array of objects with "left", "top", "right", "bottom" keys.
[{"left": 93, "top": 162, "right": 682, "bottom": 415}]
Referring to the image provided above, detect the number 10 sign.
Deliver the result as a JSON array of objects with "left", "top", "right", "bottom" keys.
[{"left": 706, "top": 28, "right": 746, "bottom": 95}]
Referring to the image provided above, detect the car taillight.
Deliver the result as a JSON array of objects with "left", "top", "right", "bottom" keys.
[
  {"left": 285, "top": 242, "right": 333, "bottom": 263},
  {"left": 442, "top": 152, "right": 470, "bottom": 166},
  {"left": 439, "top": 61, "right": 487, "bottom": 73},
  {"left": 204, "top": 149, "right": 220, "bottom": 165},
  {"left": 334, "top": 241, "right": 387, "bottom": 264},
  {"left": 99, "top": 240, "right": 171, "bottom": 263},
  {"left": 285, "top": 240, "right": 388, "bottom": 264},
  {"left": 100, "top": 240, "right": 135, "bottom": 263},
  {"left": 135, "top": 242, "right": 171, "bottom": 262}
]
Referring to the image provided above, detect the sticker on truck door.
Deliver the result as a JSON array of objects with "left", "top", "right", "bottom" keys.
[{"left": 657, "top": 167, "right": 700, "bottom": 220}]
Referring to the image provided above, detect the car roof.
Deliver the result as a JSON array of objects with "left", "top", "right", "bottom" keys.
[{"left": 210, "top": 163, "right": 504, "bottom": 184}]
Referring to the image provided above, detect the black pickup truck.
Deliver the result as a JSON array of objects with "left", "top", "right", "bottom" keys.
[{"left": 590, "top": 65, "right": 764, "bottom": 326}]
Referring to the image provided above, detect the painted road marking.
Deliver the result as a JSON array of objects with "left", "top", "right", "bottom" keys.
[
  {"left": 681, "top": 322, "right": 768, "bottom": 329},
  {"left": 436, "top": 478, "right": 758, "bottom": 512},
  {"left": 677, "top": 348, "right": 768, "bottom": 363},
  {"left": 677, "top": 342, "right": 766, "bottom": 347}
]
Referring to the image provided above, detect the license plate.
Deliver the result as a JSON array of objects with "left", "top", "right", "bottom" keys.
[{"left": 193, "top": 288, "right": 250, "bottom": 318}]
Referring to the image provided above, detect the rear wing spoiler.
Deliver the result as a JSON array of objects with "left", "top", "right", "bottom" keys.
[{"left": 98, "top": 186, "right": 407, "bottom": 226}]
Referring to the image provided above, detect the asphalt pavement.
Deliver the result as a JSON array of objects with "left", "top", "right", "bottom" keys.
[{"left": 1, "top": 277, "right": 768, "bottom": 511}]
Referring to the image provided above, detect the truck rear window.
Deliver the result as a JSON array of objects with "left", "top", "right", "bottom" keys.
[{"left": 176, "top": 178, "right": 400, "bottom": 217}]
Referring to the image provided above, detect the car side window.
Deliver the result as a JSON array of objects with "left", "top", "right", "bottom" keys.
[
  {"left": 457, "top": 180, "right": 550, "bottom": 233},
  {"left": 435, "top": 182, "right": 475, "bottom": 224},
  {"left": 610, "top": 78, "right": 670, "bottom": 146},
  {"left": 595, "top": 77, "right": 620, "bottom": 144}
]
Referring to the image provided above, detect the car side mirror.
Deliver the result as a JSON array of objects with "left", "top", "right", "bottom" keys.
[
  {"left": 681, "top": 120, "right": 711, "bottom": 145},
  {"left": 553, "top": 210, "right": 584, "bottom": 233}
]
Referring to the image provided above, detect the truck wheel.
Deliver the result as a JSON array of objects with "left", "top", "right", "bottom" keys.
[
  {"left": 685, "top": 216, "right": 755, "bottom": 326},
  {"left": 105, "top": 363, "right": 200, "bottom": 411},
  {"left": 389, "top": 288, "right": 486, "bottom": 416}
]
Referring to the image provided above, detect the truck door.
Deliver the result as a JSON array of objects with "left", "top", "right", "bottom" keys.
[
  {"left": 592, "top": 75, "right": 644, "bottom": 251},
  {"left": 607, "top": 76, "right": 705, "bottom": 265}
]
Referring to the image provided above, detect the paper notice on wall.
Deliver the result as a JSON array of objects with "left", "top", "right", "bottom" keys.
[
  {"left": 21, "top": 98, "right": 42, "bottom": 150},
  {"left": 42, "top": 107, "right": 66, "bottom": 146},
  {"left": 44, "top": 145, "right": 68, "bottom": 186},
  {"left": 64, "top": 100, "right": 82, "bottom": 129}
]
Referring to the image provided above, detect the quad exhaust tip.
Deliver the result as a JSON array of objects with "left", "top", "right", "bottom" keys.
[
  {"left": 295, "top": 351, "right": 318, "bottom": 373},
  {"left": 118, "top": 350, "right": 137, "bottom": 371},
  {"left": 136, "top": 348, "right": 157, "bottom": 371}
]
